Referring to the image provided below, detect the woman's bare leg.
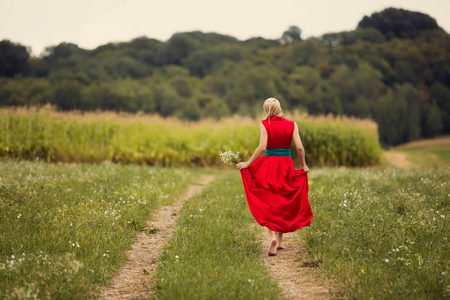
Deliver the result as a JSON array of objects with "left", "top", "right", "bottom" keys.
[
  {"left": 277, "top": 231, "right": 286, "bottom": 249},
  {"left": 267, "top": 228, "right": 277, "bottom": 256}
]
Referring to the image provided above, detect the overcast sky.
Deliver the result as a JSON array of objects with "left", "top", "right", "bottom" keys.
[{"left": 1, "top": 0, "right": 449, "bottom": 56}]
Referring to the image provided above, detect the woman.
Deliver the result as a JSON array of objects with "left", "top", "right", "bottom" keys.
[{"left": 236, "top": 98, "right": 313, "bottom": 256}]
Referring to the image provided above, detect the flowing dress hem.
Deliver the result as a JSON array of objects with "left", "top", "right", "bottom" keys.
[{"left": 258, "top": 215, "right": 314, "bottom": 233}]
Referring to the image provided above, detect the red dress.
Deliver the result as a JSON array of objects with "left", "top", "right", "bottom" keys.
[{"left": 240, "top": 116, "right": 313, "bottom": 233}]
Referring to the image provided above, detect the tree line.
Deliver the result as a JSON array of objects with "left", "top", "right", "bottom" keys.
[{"left": 0, "top": 7, "right": 449, "bottom": 146}]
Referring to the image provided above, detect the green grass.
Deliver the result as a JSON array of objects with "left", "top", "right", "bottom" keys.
[
  {"left": 394, "top": 136, "right": 450, "bottom": 167},
  {"left": 0, "top": 109, "right": 382, "bottom": 167},
  {"left": 302, "top": 167, "right": 450, "bottom": 299},
  {"left": 0, "top": 160, "right": 200, "bottom": 299},
  {"left": 3, "top": 153, "right": 447, "bottom": 299},
  {"left": 400, "top": 148, "right": 450, "bottom": 166},
  {"left": 154, "top": 172, "right": 281, "bottom": 300}
]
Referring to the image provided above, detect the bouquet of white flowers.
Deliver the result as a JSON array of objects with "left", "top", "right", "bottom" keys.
[{"left": 219, "top": 150, "right": 241, "bottom": 165}]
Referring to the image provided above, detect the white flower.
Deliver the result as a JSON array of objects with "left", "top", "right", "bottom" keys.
[
  {"left": 175, "top": 255, "right": 179, "bottom": 259},
  {"left": 384, "top": 259, "right": 389, "bottom": 263},
  {"left": 441, "top": 215, "right": 445, "bottom": 218},
  {"left": 11, "top": 255, "right": 15, "bottom": 259},
  {"left": 219, "top": 151, "right": 241, "bottom": 165}
]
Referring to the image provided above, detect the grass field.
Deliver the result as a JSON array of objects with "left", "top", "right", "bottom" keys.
[
  {"left": 1, "top": 160, "right": 448, "bottom": 299},
  {"left": 303, "top": 166, "right": 450, "bottom": 299},
  {"left": 395, "top": 136, "right": 450, "bottom": 166},
  {"left": 0, "top": 160, "right": 201, "bottom": 299}
]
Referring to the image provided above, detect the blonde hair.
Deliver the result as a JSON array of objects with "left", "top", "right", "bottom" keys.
[{"left": 263, "top": 97, "right": 283, "bottom": 119}]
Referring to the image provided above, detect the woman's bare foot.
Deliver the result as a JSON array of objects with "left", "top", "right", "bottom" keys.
[
  {"left": 277, "top": 231, "right": 286, "bottom": 250},
  {"left": 267, "top": 228, "right": 277, "bottom": 256},
  {"left": 268, "top": 238, "right": 277, "bottom": 256}
]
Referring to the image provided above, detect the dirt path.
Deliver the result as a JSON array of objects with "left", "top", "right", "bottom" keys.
[
  {"left": 260, "top": 230, "right": 335, "bottom": 300},
  {"left": 98, "top": 176, "right": 214, "bottom": 300},
  {"left": 384, "top": 151, "right": 413, "bottom": 169}
]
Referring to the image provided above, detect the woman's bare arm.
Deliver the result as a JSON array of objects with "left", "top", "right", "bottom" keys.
[
  {"left": 293, "top": 122, "right": 309, "bottom": 173},
  {"left": 236, "top": 122, "right": 268, "bottom": 170}
]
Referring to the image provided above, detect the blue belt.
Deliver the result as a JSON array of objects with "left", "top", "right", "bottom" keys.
[{"left": 264, "top": 148, "right": 291, "bottom": 157}]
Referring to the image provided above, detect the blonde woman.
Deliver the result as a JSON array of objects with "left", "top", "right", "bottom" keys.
[{"left": 236, "top": 98, "right": 313, "bottom": 256}]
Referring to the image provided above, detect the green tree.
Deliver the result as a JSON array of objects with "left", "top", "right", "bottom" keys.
[
  {"left": 196, "top": 93, "right": 230, "bottom": 119},
  {"left": 430, "top": 83, "right": 450, "bottom": 132},
  {"left": 374, "top": 84, "right": 421, "bottom": 145},
  {"left": 182, "top": 45, "right": 243, "bottom": 77},
  {"left": 280, "top": 26, "right": 302, "bottom": 44},
  {"left": 287, "top": 66, "right": 341, "bottom": 115},
  {"left": 424, "top": 102, "right": 444, "bottom": 137},
  {"left": 321, "top": 28, "right": 385, "bottom": 49},
  {"left": 0, "top": 40, "right": 30, "bottom": 77},
  {"left": 157, "top": 33, "right": 198, "bottom": 65},
  {"left": 330, "top": 63, "right": 384, "bottom": 117},
  {"left": 53, "top": 79, "right": 82, "bottom": 110},
  {"left": 358, "top": 7, "right": 441, "bottom": 40}
]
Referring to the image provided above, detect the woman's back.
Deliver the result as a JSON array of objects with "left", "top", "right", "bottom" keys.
[
  {"left": 262, "top": 116, "right": 295, "bottom": 150},
  {"left": 237, "top": 98, "right": 312, "bottom": 255}
]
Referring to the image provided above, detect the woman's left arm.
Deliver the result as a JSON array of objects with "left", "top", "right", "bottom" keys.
[{"left": 236, "top": 122, "right": 268, "bottom": 170}]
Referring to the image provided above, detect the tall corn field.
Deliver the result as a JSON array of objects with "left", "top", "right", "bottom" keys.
[{"left": 0, "top": 107, "right": 382, "bottom": 167}]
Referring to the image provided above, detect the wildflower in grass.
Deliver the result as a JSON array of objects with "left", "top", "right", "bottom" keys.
[
  {"left": 384, "top": 259, "right": 389, "bottom": 263},
  {"left": 361, "top": 269, "right": 365, "bottom": 274},
  {"left": 219, "top": 151, "right": 241, "bottom": 165}
]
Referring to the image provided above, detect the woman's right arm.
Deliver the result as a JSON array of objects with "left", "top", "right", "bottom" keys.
[
  {"left": 293, "top": 122, "right": 309, "bottom": 173},
  {"left": 236, "top": 122, "right": 267, "bottom": 170}
]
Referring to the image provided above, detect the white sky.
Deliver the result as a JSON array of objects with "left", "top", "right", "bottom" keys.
[{"left": 1, "top": 0, "right": 449, "bottom": 56}]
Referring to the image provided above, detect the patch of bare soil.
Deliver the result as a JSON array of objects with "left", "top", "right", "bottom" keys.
[
  {"left": 260, "top": 229, "right": 336, "bottom": 300},
  {"left": 384, "top": 151, "right": 413, "bottom": 169},
  {"left": 98, "top": 176, "right": 214, "bottom": 299},
  {"left": 396, "top": 136, "right": 450, "bottom": 150}
]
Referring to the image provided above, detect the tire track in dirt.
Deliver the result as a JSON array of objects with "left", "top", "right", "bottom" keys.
[
  {"left": 260, "top": 230, "right": 336, "bottom": 299},
  {"left": 98, "top": 176, "right": 215, "bottom": 299}
]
